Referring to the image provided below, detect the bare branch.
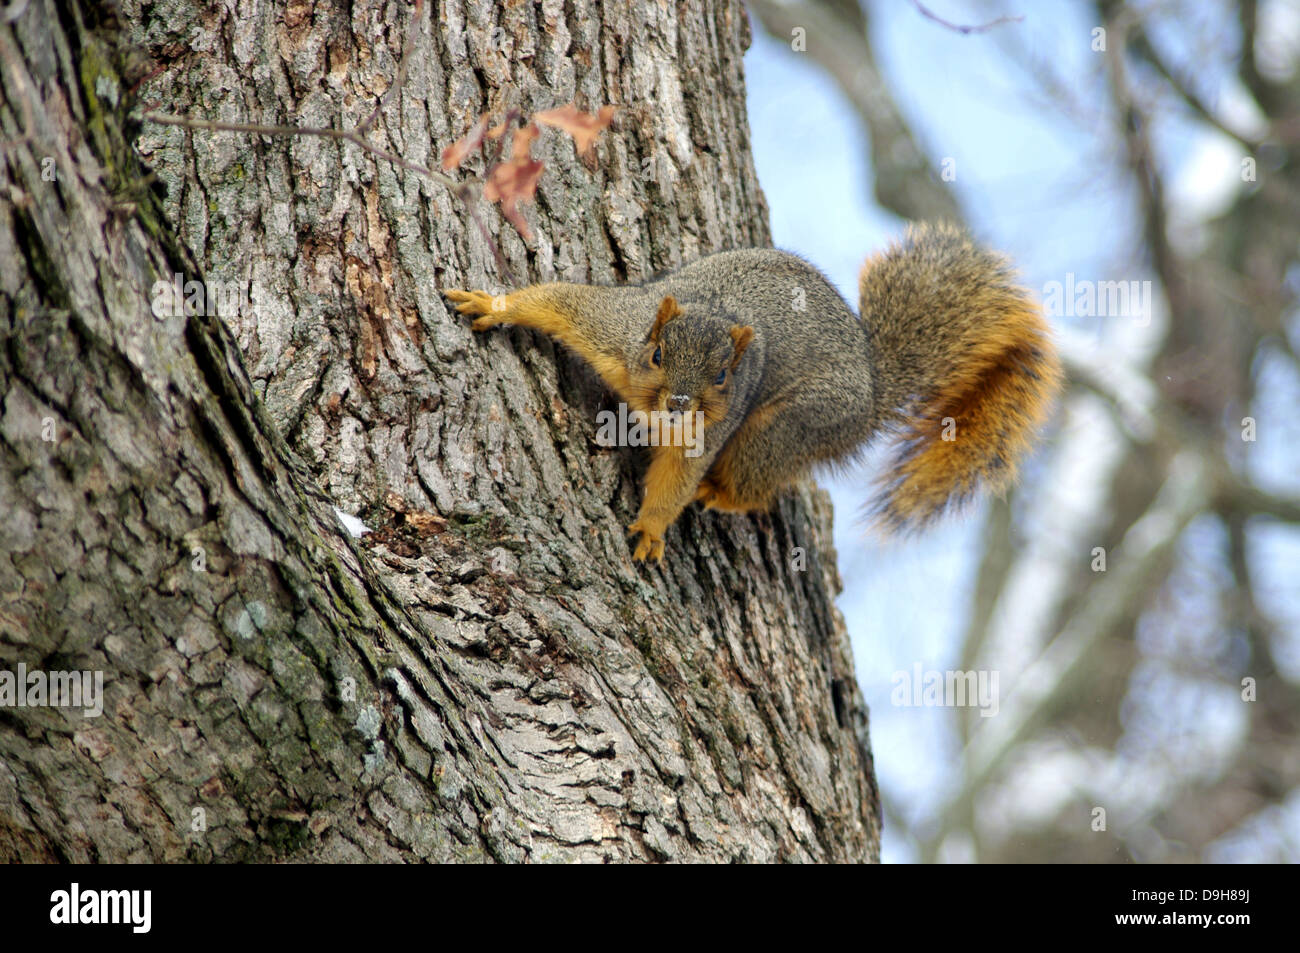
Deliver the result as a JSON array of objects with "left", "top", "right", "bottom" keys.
[
  {"left": 1058, "top": 334, "right": 1160, "bottom": 444},
  {"left": 1126, "top": 23, "right": 1262, "bottom": 151},
  {"left": 745, "top": 0, "right": 962, "bottom": 223},
  {"left": 1217, "top": 480, "right": 1300, "bottom": 523},
  {"left": 937, "top": 451, "right": 1212, "bottom": 852}
]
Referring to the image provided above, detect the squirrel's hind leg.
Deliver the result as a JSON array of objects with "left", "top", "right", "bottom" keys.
[{"left": 702, "top": 385, "right": 873, "bottom": 512}]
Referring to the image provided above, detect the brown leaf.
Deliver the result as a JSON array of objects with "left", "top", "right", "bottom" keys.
[
  {"left": 484, "top": 123, "right": 543, "bottom": 240},
  {"left": 534, "top": 104, "right": 617, "bottom": 157},
  {"left": 440, "top": 113, "right": 489, "bottom": 171},
  {"left": 508, "top": 121, "right": 539, "bottom": 160}
]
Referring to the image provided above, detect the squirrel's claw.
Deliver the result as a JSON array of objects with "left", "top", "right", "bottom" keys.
[
  {"left": 444, "top": 289, "right": 504, "bottom": 330},
  {"left": 628, "top": 520, "right": 665, "bottom": 562}
]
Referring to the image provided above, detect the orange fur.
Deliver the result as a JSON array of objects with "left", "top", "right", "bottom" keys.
[
  {"left": 877, "top": 299, "right": 1061, "bottom": 528},
  {"left": 696, "top": 401, "right": 788, "bottom": 512},
  {"left": 447, "top": 286, "right": 634, "bottom": 399},
  {"left": 728, "top": 325, "right": 754, "bottom": 365},
  {"left": 629, "top": 444, "right": 695, "bottom": 561},
  {"left": 650, "top": 296, "right": 682, "bottom": 340}
]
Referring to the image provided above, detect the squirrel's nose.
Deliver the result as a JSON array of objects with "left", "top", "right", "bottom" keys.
[{"left": 667, "top": 394, "right": 692, "bottom": 413}]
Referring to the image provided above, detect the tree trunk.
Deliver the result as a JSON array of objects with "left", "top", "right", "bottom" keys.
[{"left": 0, "top": 0, "right": 879, "bottom": 862}]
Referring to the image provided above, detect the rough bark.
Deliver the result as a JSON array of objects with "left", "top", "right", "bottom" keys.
[{"left": 0, "top": 0, "right": 880, "bottom": 862}]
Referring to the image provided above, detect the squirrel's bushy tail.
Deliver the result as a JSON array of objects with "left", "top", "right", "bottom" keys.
[{"left": 860, "top": 222, "right": 1062, "bottom": 530}]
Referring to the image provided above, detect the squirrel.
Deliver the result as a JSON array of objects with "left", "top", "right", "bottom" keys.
[{"left": 446, "top": 222, "right": 1062, "bottom": 562}]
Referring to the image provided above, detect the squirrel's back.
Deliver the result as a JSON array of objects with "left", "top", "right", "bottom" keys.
[{"left": 645, "top": 247, "right": 871, "bottom": 397}]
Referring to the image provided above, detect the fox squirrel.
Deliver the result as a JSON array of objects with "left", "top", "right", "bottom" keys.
[{"left": 446, "top": 222, "right": 1061, "bottom": 562}]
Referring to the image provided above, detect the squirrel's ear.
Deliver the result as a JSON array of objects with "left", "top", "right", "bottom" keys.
[
  {"left": 729, "top": 325, "right": 755, "bottom": 367},
  {"left": 649, "top": 296, "right": 682, "bottom": 342}
]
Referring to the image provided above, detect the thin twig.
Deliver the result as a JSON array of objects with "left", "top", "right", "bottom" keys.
[
  {"left": 1128, "top": 24, "right": 1262, "bottom": 152},
  {"left": 354, "top": 0, "right": 425, "bottom": 137},
  {"left": 1217, "top": 480, "right": 1300, "bottom": 523},
  {"left": 910, "top": 0, "right": 1023, "bottom": 35},
  {"left": 143, "top": 112, "right": 459, "bottom": 191}
]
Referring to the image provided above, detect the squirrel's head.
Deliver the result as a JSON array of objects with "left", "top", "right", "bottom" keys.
[{"left": 629, "top": 296, "right": 754, "bottom": 426}]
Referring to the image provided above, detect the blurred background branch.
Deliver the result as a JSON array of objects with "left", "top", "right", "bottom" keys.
[{"left": 746, "top": 0, "right": 1300, "bottom": 862}]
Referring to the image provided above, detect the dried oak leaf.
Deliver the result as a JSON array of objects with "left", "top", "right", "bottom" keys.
[
  {"left": 534, "top": 104, "right": 617, "bottom": 157},
  {"left": 440, "top": 113, "right": 489, "bottom": 171},
  {"left": 483, "top": 123, "right": 543, "bottom": 239}
]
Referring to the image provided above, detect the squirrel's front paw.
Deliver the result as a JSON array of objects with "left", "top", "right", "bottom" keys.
[
  {"left": 445, "top": 289, "right": 508, "bottom": 331},
  {"left": 628, "top": 520, "right": 666, "bottom": 562}
]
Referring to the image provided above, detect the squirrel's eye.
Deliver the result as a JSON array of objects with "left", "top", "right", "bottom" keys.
[
  {"left": 652, "top": 347, "right": 662, "bottom": 367},
  {"left": 715, "top": 368, "right": 727, "bottom": 386}
]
